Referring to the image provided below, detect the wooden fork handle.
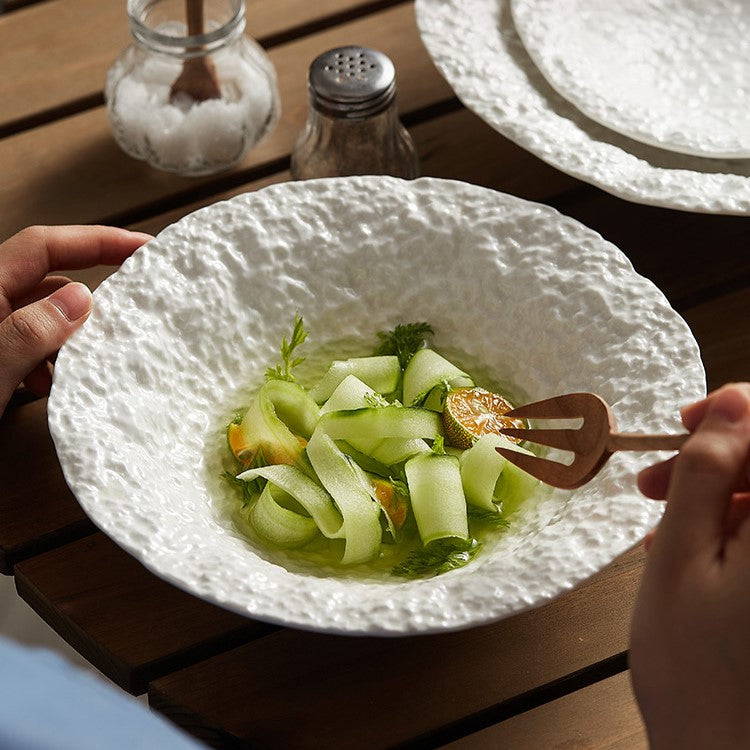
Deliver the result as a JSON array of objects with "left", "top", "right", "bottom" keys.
[{"left": 606, "top": 433, "right": 689, "bottom": 452}]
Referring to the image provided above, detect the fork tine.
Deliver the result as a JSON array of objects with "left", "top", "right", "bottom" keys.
[
  {"left": 503, "top": 394, "right": 585, "bottom": 419},
  {"left": 499, "top": 427, "right": 579, "bottom": 452},
  {"left": 495, "top": 446, "right": 592, "bottom": 489},
  {"left": 494, "top": 446, "right": 557, "bottom": 482}
]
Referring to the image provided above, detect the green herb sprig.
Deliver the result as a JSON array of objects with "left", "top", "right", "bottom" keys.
[
  {"left": 221, "top": 471, "right": 258, "bottom": 508},
  {"left": 467, "top": 506, "right": 510, "bottom": 528},
  {"left": 266, "top": 313, "right": 308, "bottom": 382},
  {"left": 392, "top": 537, "right": 482, "bottom": 578},
  {"left": 364, "top": 392, "right": 391, "bottom": 408},
  {"left": 375, "top": 322, "right": 434, "bottom": 369}
]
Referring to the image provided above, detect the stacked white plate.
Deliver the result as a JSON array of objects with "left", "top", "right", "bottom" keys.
[{"left": 415, "top": 0, "right": 750, "bottom": 214}]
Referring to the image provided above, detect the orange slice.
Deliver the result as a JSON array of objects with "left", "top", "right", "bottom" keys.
[
  {"left": 370, "top": 477, "right": 409, "bottom": 531},
  {"left": 442, "top": 387, "right": 523, "bottom": 449}
]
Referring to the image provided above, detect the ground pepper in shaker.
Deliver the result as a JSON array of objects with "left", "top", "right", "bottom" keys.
[
  {"left": 290, "top": 46, "right": 420, "bottom": 180},
  {"left": 105, "top": 0, "right": 280, "bottom": 176}
]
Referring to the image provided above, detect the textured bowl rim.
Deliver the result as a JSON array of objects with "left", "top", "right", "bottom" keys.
[{"left": 48, "top": 176, "right": 705, "bottom": 635}]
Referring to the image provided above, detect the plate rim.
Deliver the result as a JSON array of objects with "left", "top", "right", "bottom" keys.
[{"left": 415, "top": 0, "right": 750, "bottom": 215}]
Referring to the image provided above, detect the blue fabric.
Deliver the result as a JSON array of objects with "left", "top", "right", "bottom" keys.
[{"left": 0, "top": 636, "right": 204, "bottom": 750}]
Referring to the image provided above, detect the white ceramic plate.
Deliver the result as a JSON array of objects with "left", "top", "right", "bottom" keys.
[
  {"left": 511, "top": 0, "right": 750, "bottom": 159},
  {"left": 415, "top": 0, "right": 750, "bottom": 215},
  {"left": 48, "top": 177, "right": 705, "bottom": 635}
]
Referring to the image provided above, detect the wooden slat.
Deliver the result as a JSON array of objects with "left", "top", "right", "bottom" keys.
[
  {"left": 148, "top": 545, "right": 645, "bottom": 749},
  {"left": 13, "top": 533, "right": 275, "bottom": 694},
  {"left": 0, "top": 399, "right": 93, "bottom": 573},
  {"left": 439, "top": 671, "right": 647, "bottom": 750},
  {"left": 0, "top": 0, "right": 405, "bottom": 131},
  {"left": 683, "top": 286, "right": 750, "bottom": 392},
  {"left": 0, "top": 2, "right": 454, "bottom": 238}
]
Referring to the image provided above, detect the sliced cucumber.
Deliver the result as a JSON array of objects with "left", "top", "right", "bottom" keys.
[
  {"left": 249, "top": 483, "right": 320, "bottom": 548},
  {"left": 460, "top": 433, "right": 511, "bottom": 512},
  {"left": 319, "top": 378, "right": 431, "bottom": 465},
  {"left": 310, "top": 356, "right": 400, "bottom": 403},
  {"left": 459, "top": 433, "right": 537, "bottom": 516},
  {"left": 261, "top": 379, "right": 320, "bottom": 439},
  {"left": 495, "top": 453, "right": 540, "bottom": 517},
  {"left": 370, "top": 437, "right": 430, "bottom": 466},
  {"left": 335, "top": 441, "right": 390, "bottom": 477},
  {"left": 405, "top": 452, "right": 468, "bottom": 546},
  {"left": 422, "top": 385, "right": 446, "bottom": 412},
  {"left": 319, "top": 406, "right": 442, "bottom": 442},
  {"left": 306, "top": 429, "right": 382, "bottom": 565},
  {"left": 237, "top": 463, "right": 342, "bottom": 538},
  {"left": 319, "top": 374, "right": 381, "bottom": 455},
  {"left": 230, "top": 380, "right": 318, "bottom": 477},
  {"left": 318, "top": 374, "right": 375, "bottom": 415},
  {"left": 344, "top": 460, "right": 405, "bottom": 541},
  {"left": 402, "top": 349, "right": 474, "bottom": 406}
]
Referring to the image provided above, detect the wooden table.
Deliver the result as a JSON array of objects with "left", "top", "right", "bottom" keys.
[{"left": 1, "top": 1, "right": 748, "bottom": 747}]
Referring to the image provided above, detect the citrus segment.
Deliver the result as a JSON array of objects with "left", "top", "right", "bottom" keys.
[
  {"left": 370, "top": 477, "right": 409, "bottom": 531},
  {"left": 442, "top": 387, "right": 523, "bottom": 449}
]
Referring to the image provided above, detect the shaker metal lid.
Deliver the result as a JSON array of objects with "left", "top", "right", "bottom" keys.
[{"left": 308, "top": 46, "right": 396, "bottom": 118}]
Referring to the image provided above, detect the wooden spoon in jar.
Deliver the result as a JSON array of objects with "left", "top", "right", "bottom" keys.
[{"left": 169, "top": 0, "right": 222, "bottom": 103}]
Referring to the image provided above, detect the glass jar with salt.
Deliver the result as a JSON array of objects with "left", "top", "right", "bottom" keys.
[
  {"left": 291, "top": 47, "right": 419, "bottom": 180},
  {"left": 105, "top": 0, "right": 279, "bottom": 176}
]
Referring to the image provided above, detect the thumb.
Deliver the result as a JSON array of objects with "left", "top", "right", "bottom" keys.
[{"left": 0, "top": 282, "right": 92, "bottom": 413}]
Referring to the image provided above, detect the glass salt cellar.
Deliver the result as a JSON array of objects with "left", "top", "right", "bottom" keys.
[
  {"left": 291, "top": 46, "right": 419, "bottom": 180},
  {"left": 105, "top": 0, "right": 280, "bottom": 176}
]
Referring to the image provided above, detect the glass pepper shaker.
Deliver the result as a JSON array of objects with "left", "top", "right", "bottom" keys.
[
  {"left": 290, "top": 46, "right": 420, "bottom": 180},
  {"left": 105, "top": 0, "right": 280, "bottom": 176}
]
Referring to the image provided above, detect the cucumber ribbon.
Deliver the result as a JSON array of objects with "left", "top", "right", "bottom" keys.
[
  {"left": 237, "top": 464, "right": 343, "bottom": 539},
  {"left": 459, "top": 434, "right": 539, "bottom": 516},
  {"left": 248, "top": 482, "right": 320, "bottom": 548},
  {"left": 230, "top": 380, "right": 319, "bottom": 478}
]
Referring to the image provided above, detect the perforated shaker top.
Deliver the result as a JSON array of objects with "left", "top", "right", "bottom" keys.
[{"left": 308, "top": 46, "right": 397, "bottom": 118}]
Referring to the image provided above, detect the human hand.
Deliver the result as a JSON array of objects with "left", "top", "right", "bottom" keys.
[
  {"left": 630, "top": 383, "right": 750, "bottom": 749},
  {"left": 0, "top": 225, "right": 151, "bottom": 416}
]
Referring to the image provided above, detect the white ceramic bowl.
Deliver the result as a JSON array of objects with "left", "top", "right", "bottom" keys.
[{"left": 48, "top": 177, "right": 705, "bottom": 635}]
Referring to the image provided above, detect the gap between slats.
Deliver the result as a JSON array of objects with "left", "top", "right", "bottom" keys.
[
  {"left": 398, "top": 652, "right": 629, "bottom": 750},
  {"left": 0, "top": 0, "right": 41, "bottom": 13},
  {"left": 435, "top": 669, "right": 646, "bottom": 750}
]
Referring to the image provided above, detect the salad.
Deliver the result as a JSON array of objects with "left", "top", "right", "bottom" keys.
[{"left": 223, "top": 317, "right": 540, "bottom": 577}]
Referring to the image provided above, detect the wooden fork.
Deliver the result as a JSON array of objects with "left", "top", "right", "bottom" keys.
[{"left": 496, "top": 392, "right": 688, "bottom": 489}]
